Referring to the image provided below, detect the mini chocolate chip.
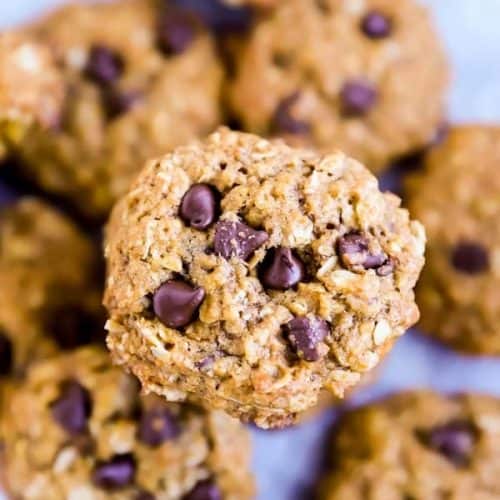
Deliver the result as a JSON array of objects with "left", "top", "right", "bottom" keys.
[
  {"left": 283, "top": 317, "right": 329, "bottom": 362},
  {"left": 272, "top": 92, "right": 310, "bottom": 135},
  {"left": 259, "top": 247, "right": 305, "bottom": 290},
  {"left": 85, "top": 45, "right": 124, "bottom": 86},
  {"left": 337, "top": 232, "right": 371, "bottom": 268},
  {"left": 153, "top": 280, "right": 205, "bottom": 328},
  {"left": 451, "top": 242, "right": 489, "bottom": 274},
  {"left": 183, "top": 479, "right": 222, "bottom": 500},
  {"left": 158, "top": 9, "right": 197, "bottom": 56},
  {"left": 419, "top": 420, "right": 477, "bottom": 467},
  {"left": 170, "top": 0, "right": 253, "bottom": 35},
  {"left": 337, "top": 232, "right": 392, "bottom": 274},
  {"left": 102, "top": 88, "right": 141, "bottom": 120},
  {"left": 214, "top": 220, "right": 268, "bottom": 261},
  {"left": 363, "top": 252, "right": 387, "bottom": 270},
  {"left": 47, "top": 307, "right": 99, "bottom": 351},
  {"left": 340, "top": 80, "right": 377, "bottom": 116},
  {"left": 137, "top": 406, "right": 180, "bottom": 446},
  {"left": 0, "top": 332, "right": 13, "bottom": 376},
  {"left": 92, "top": 453, "right": 136, "bottom": 490},
  {"left": 180, "top": 184, "right": 219, "bottom": 230},
  {"left": 50, "top": 380, "right": 92, "bottom": 435},
  {"left": 361, "top": 11, "right": 392, "bottom": 39}
]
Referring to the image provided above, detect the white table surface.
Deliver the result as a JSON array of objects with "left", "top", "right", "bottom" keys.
[{"left": 2, "top": 1, "right": 500, "bottom": 499}]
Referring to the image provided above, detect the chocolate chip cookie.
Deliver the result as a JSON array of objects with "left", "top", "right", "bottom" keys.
[
  {"left": 318, "top": 391, "right": 500, "bottom": 499},
  {"left": 15, "top": 0, "right": 223, "bottom": 219},
  {"left": 0, "top": 198, "right": 102, "bottom": 379},
  {"left": 406, "top": 126, "right": 500, "bottom": 355},
  {"left": 0, "top": 33, "right": 63, "bottom": 157},
  {"left": 104, "top": 128, "right": 425, "bottom": 428},
  {"left": 228, "top": 0, "right": 448, "bottom": 172},
  {"left": 1, "top": 347, "right": 254, "bottom": 499}
]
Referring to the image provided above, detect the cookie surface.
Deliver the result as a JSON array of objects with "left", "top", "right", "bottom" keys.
[
  {"left": 228, "top": 0, "right": 448, "bottom": 172},
  {"left": 15, "top": 0, "right": 223, "bottom": 219},
  {"left": 0, "top": 33, "right": 63, "bottom": 156},
  {"left": 104, "top": 128, "right": 425, "bottom": 428},
  {"left": 1, "top": 347, "right": 254, "bottom": 499},
  {"left": 319, "top": 391, "right": 500, "bottom": 500},
  {"left": 406, "top": 126, "right": 500, "bottom": 354},
  {"left": 0, "top": 198, "right": 102, "bottom": 379}
]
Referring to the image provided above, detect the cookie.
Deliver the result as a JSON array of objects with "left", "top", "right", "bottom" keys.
[
  {"left": 227, "top": 0, "right": 448, "bottom": 173},
  {"left": 1, "top": 347, "right": 254, "bottom": 499},
  {"left": 0, "top": 33, "right": 63, "bottom": 157},
  {"left": 15, "top": 0, "right": 223, "bottom": 219},
  {"left": 0, "top": 198, "right": 102, "bottom": 379},
  {"left": 318, "top": 391, "right": 500, "bottom": 499},
  {"left": 406, "top": 126, "right": 500, "bottom": 354},
  {"left": 104, "top": 127, "right": 425, "bottom": 428}
]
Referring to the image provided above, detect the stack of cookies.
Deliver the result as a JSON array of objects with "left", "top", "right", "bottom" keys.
[{"left": 0, "top": 1, "right": 498, "bottom": 499}]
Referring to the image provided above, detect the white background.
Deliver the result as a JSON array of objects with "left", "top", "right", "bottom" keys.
[{"left": 2, "top": 1, "right": 500, "bottom": 499}]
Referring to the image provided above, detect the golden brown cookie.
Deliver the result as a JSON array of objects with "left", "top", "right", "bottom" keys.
[
  {"left": 0, "top": 198, "right": 102, "bottom": 379},
  {"left": 15, "top": 0, "right": 223, "bottom": 219},
  {"left": 104, "top": 128, "right": 425, "bottom": 428},
  {"left": 318, "top": 391, "right": 500, "bottom": 500},
  {"left": 0, "top": 33, "right": 63, "bottom": 157},
  {"left": 228, "top": 0, "right": 448, "bottom": 172},
  {"left": 1, "top": 347, "right": 254, "bottom": 499},
  {"left": 406, "top": 126, "right": 500, "bottom": 355}
]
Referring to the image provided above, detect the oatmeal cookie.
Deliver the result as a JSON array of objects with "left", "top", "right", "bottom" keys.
[
  {"left": 0, "top": 198, "right": 102, "bottom": 379},
  {"left": 0, "top": 33, "right": 63, "bottom": 157},
  {"left": 228, "top": 0, "right": 448, "bottom": 172},
  {"left": 319, "top": 391, "right": 500, "bottom": 500},
  {"left": 15, "top": 0, "right": 223, "bottom": 219},
  {"left": 406, "top": 126, "right": 500, "bottom": 355},
  {"left": 1, "top": 347, "right": 253, "bottom": 499},
  {"left": 104, "top": 128, "right": 425, "bottom": 427}
]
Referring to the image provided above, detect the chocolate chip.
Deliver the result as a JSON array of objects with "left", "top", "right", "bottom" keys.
[
  {"left": 137, "top": 406, "right": 180, "bottom": 447},
  {"left": 259, "top": 248, "right": 305, "bottom": 290},
  {"left": 158, "top": 9, "right": 197, "bottom": 56},
  {"left": 340, "top": 80, "right": 377, "bottom": 116},
  {"left": 272, "top": 92, "right": 310, "bottom": 135},
  {"left": 0, "top": 332, "right": 13, "bottom": 376},
  {"left": 214, "top": 220, "right": 268, "bottom": 261},
  {"left": 361, "top": 11, "right": 392, "bottom": 39},
  {"left": 337, "top": 232, "right": 392, "bottom": 274},
  {"left": 50, "top": 380, "right": 92, "bottom": 435},
  {"left": 102, "top": 88, "right": 141, "bottom": 120},
  {"left": 183, "top": 479, "right": 222, "bottom": 500},
  {"left": 419, "top": 420, "right": 477, "bottom": 467},
  {"left": 153, "top": 280, "right": 205, "bottom": 328},
  {"left": 47, "top": 307, "right": 100, "bottom": 351},
  {"left": 283, "top": 317, "right": 329, "bottom": 362},
  {"left": 451, "top": 242, "right": 489, "bottom": 274},
  {"left": 170, "top": 0, "right": 253, "bottom": 35},
  {"left": 180, "top": 184, "right": 219, "bottom": 230},
  {"left": 92, "top": 453, "right": 136, "bottom": 490},
  {"left": 85, "top": 45, "right": 124, "bottom": 86}
]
